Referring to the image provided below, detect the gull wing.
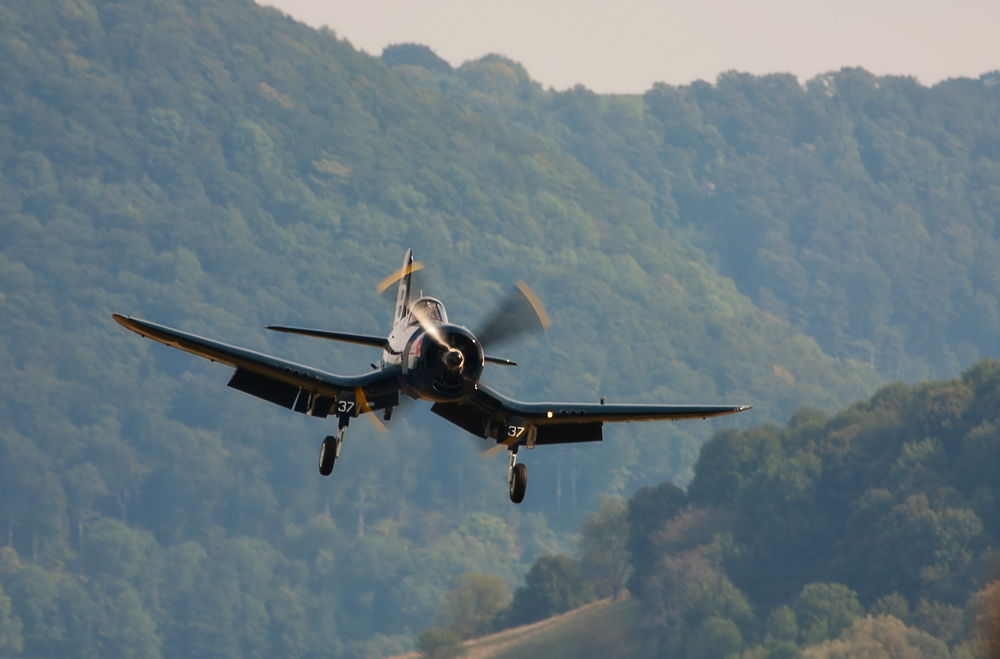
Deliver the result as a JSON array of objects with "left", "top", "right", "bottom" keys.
[
  {"left": 432, "top": 382, "right": 750, "bottom": 445},
  {"left": 113, "top": 315, "right": 400, "bottom": 416}
]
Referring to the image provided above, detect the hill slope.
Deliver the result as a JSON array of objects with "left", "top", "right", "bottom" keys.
[
  {"left": 0, "top": 0, "right": 880, "bottom": 656},
  {"left": 385, "top": 47, "right": 1000, "bottom": 382},
  {"left": 390, "top": 597, "right": 637, "bottom": 659}
]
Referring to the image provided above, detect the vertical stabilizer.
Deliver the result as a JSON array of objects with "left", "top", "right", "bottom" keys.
[{"left": 394, "top": 249, "right": 414, "bottom": 325}]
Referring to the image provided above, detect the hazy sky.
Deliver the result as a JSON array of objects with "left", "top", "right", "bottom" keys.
[{"left": 260, "top": 0, "right": 1000, "bottom": 94}]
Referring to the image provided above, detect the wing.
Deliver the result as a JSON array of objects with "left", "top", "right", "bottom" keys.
[
  {"left": 113, "top": 315, "right": 401, "bottom": 417},
  {"left": 432, "top": 382, "right": 750, "bottom": 445}
]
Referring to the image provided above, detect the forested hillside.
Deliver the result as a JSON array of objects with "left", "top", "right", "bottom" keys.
[
  {"left": 385, "top": 46, "right": 1000, "bottom": 382},
  {"left": 620, "top": 358, "right": 1000, "bottom": 659},
  {"left": 0, "top": 0, "right": 883, "bottom": 656},
  {"left": 414, "top": 361, "right": 1000, "bottom": 659}
]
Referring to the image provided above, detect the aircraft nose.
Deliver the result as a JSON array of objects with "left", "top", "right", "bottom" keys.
[{"left": 443, "top": 348, "right": 465, "bottom": 371}]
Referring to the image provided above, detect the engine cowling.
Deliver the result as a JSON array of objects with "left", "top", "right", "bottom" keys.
[{"left": 402, "top": 325, "right": 484, "bottom": 402}]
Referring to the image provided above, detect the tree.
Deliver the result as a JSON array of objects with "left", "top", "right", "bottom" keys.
[
  {"left": 578, "top": 496, "right": 631, "bottom": 599},
  {"left": 626, "top": 481, "right": 686, "bottom": 595},
  {"left": 505, "top": 555, "right": 594, "bottom": 627},
  {"left": 3, "top": 563, "right": 62, "bottom": 658},
  {"left": 686, "top": 616, "right": 743, "bottom": 659},
  {"left": 439, "top": 573, "right": 511, "bottom": 639},
  {"left": 0, "top": 582, "right": 23, "bottom": 656},
  {"left": 416, "top": 627, "right": 466, "bottom": 659},
  {"left": 794, "top": 583, "right": 864, "bottom": 645},
  {"left": 765, "top": 605, "right": 798, "bottom": 644},
  {"left": 801, "top": 615, "right": 949, "bottom": 659},
  {"left": 963, "top": 580, "right": 1000, "bottom": 659}
]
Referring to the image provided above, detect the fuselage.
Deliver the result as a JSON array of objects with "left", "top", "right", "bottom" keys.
[{"left": 382, "top": 297, "right": 485, "bottom": 403}]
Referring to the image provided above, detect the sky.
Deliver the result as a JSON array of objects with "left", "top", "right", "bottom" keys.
[{"left": 260, "top": 0, "right": 1000, "bottom": 94}]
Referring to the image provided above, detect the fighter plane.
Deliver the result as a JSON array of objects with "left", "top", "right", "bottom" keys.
[{"left": 113, "top": 249, "right": 750, "bottom": 503}]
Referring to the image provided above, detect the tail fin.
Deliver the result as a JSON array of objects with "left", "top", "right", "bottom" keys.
[{"left": 394, "top": 249, "right": 414, "bottom": 325}]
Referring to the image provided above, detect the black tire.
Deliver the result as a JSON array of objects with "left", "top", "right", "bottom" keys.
[
  {"left": 509, "top": 463, "right": 527, "bottom": 504},
  {"left": 319, "top": 436, "right": 337, "bottom": 476}
]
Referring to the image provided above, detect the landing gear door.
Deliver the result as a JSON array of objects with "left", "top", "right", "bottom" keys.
[
  {"left": 503, "top": 416, "right": 527, "bottom": 444},
  {"left": 334, "top": 390, "right": 358, "bottom": 418}
]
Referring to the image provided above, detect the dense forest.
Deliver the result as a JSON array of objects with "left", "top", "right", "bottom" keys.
[
  {"left": 0, "top": 0, "right": 997, "bottom": 656},
  {"left": 624, "top": 358, "right": 1000, "bottom": 658},
  {"left": 419, "top": 361, "right": 1000, "bottom": 658},
  {"left": 384, "top": 45, "right": 1000, "bottom": 383}
]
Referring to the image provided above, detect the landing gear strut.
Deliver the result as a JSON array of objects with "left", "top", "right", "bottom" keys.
[
  {"left": 508, "top": 447, "right": 527, "bottom": 504},
  {"left": 318, "top": 415, "right": 349, "bottom": 476}
]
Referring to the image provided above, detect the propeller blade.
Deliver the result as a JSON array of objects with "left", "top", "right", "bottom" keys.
[
  {"left": 355, "top": 387, "right": 388, "bottom": 433},
  {"left": 411, "top": 302, "right": 447, "bottom": 347},
  {"left": 480, "top": 435, "right": 519, "bottom": 460},
  {"left": 375, "top": 261, "right": 425, "bottom": 295},
  {"left": 476, "top": 281, "right": 552, "bottom": 350}
]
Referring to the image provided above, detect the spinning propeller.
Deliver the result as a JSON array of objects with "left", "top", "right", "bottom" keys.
[
  {"left": 374, "top": 263, "right": 551, "bottom": 357},
  {"left": 476, "top": 281, "right": 551, "bottom": 351},
  {"left": 373, "top": 263, "right": 551, "bottom": 451},
  {"left": 375, "top": 261, "right": 425, "bottom": 295}
]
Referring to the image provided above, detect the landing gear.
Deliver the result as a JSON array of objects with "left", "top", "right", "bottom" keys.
[
  {"left": 508, "top": 448, "right": 527, "bottom": 504},
  {"left": 318, "top": 415, "right": 349, "bottom": 477}
]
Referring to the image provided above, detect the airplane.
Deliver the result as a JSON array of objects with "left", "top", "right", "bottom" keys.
[{"left": 113, "top": 249, "right": 750, "bottom": 503}]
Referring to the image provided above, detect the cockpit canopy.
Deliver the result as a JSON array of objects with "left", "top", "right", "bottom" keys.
[{"left": 407, "top": 298, "right": 448, "bottom": 325}]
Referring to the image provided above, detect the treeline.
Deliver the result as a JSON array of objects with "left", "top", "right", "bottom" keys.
[
  {"left": 422, "top": 360, "right": 1000, "bottom": 658},
  {"left": 625, "top": 358, "right": 1000, "bottom": 657},
  {"left": 385, "top": 45, "right": 1000, "bottom": 383},
  {"left": 0, "top": 0, "right": 884, "bottom": 656},
  {"left": 5, "top": 0, "right": 1000, "bottom": 655}
]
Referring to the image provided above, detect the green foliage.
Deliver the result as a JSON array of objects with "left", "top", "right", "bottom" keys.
[
  {"left": 439, "top": 573, "right": 511, "bottom": 639},
  {"left": 625, "top": 481, "right": 686, "bottom": 596},
  {"left": 672, "top": 363, "right": 1000, "bottom": 609},
  {"left": 504, "top": 555, "right": 595, "bottom": 627},
  {"left": 686, "top": 616, "right": 743, "bottom": 659},
  {"left": 0, "top": 581, "right": 24, "bottom": 656},
  {"left": 962, "top": 580, "right": 1000, "bottom": 659},
  {"left": 801, "top": 615, "right": 949, "bottom": 659},
  {"left": 382, "top": 43, "right": 453, "bottom": 74},
  {"left": 416, "top": 626, "right": 466, "bottom": 658},
  {"left": 868, "top": 593, "right": 910, "bottom": 621},
  {"left": 793, "top": 583, "right": 864, "bottom": 645},
  {"left": 4, "top": 0, "right": 997, "bottom": 656},
  {"left": 0, "top": 0, "right": 885, "bottom": 653},
  {"left": 766, "top": 605, "right": 798, "bottom": 644},
  {"left": 623, "top": 364, "right": 1000, "bottom": 656},
  {"left": 683, "top": 571, "right": 754, "bottom": 631},
  {"left": 912, "top": 599, "right": 964, "bottom": 645},
  {"left": 578, "top": 496, "right": 631, "bottom": 598},
  {"left": 401, "top": 52, "right": 1000, "bottom": 384}
]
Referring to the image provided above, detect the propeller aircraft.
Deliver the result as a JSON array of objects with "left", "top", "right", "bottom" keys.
[{"left": 113, "top": 250, "right": 750, "bottom": 503}]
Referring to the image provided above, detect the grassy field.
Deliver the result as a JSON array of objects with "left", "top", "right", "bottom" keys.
[{"left": 390, "top": 597, "right": 643, "bottom": 659}]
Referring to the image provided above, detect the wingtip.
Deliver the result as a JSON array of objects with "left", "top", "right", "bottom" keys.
[{"left": 112, "top": 314, "right": 149, "bottom": 336}]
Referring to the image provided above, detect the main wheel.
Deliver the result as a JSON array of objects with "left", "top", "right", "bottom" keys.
[
  {"left": 319, "top": 435, "right": 337, "bottom": 476},
  {"left": 509, "top": 463, "right": 527, "bottom": 504}
]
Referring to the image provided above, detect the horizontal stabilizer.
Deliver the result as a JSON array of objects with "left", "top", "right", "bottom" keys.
[{"left": 265, "top": 326, "right": 389, "bottom": 349}]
